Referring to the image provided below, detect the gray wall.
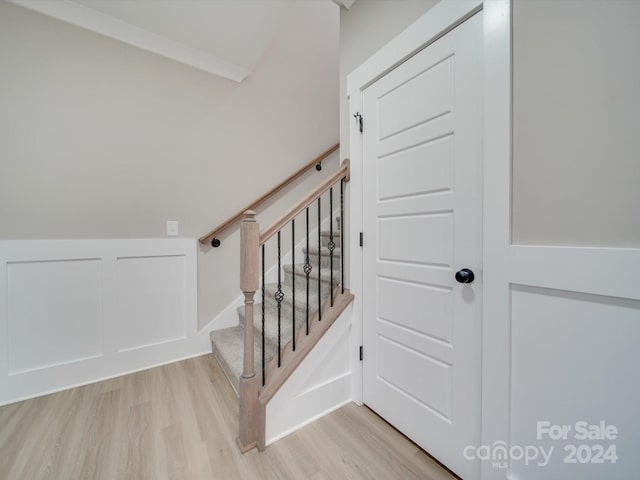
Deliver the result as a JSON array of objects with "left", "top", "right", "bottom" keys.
[
  {"left": 512, "top": 0, "right": 640, "bottom": 247},
  {"left": 0, "top": 1, "right": 340, "bottom": 328}
]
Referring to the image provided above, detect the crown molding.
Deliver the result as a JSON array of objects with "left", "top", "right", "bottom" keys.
[{"left": 8, "top": 0, "right": 251, "bottom": 82}]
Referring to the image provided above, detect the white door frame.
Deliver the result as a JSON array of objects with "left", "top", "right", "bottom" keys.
[{"left": 346, "top": 1, "right": 511, "bottom": 479}]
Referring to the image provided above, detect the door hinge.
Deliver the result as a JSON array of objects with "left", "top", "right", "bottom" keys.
[
  {"left": 353, "top": 112, "right": 363, "bottom": 133},
  {"left": 359, "top": 232, "right": 363, "bottom": 247},
  {"left": 359, "top": 346, "right": 363, "bottom": 361}
]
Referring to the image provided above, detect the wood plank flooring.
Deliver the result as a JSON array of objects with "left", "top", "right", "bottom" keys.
[{"left": 0, "top": 355, "right": 456, "bottom": 480}]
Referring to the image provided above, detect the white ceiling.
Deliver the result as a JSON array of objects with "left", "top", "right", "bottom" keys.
[{"left": 9, "top": 0, "right": 299, "bottom": 82}]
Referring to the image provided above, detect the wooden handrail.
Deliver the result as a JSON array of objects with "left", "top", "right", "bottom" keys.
[
  {"left": 199, "top": 143, "right": 339, "bottom": 246},
  {"left": 260, "top": 159, "right": 349, "bottom": 245}
]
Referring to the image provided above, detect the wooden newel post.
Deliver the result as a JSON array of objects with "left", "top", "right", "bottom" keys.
[{"left": 238, "top": 210, "right": 260, "bottom": 452}]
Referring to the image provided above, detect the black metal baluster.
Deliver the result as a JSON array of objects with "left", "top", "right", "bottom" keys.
[
  {"left": 261, "top": 244, "right": 266, "bottom": 386},
  {"left": 317, "top": 197, "right": 322, "bottom": 321},
  {"left": 291, "top": 219, "right": 296, "bottom": 352},
  {"left": 340, "top": 178, "right": 345, "bottom": 295},
  {"left": 329, "top": 187, "right": 335, "bottom": 307},
  {"left": 276, "top": 231, "right": 283, "bottom": 367},
  {"left": 304, "top": 208, "right": 311, "bottom": 335}
]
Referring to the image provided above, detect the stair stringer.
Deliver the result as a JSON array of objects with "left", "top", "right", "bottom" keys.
[{"left": 261, "top": 297, "right": 354, "bottom": 446}]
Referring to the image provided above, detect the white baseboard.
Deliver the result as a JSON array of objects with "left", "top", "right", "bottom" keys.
[{"left": 0, "top": 238, "right": 209, "bottom": 406}]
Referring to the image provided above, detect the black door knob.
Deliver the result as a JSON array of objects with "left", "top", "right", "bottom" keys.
[{"left": 455, "top": 268, "right": 475, "bottom": 284}]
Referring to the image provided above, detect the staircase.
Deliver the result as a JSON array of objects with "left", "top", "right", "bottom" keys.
[
  {"left": 211, "top": 230, "right": 341, "bottom": 394},
  {"left": 199, "top": 147, "right": 352, "bottom": 452}
]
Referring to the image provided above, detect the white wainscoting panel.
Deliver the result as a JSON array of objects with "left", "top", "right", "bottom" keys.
[
  {"left": 116, "top": 255, "right": 187, "bottom": 352},
  {"left": 510, "top": 284, "right": 640, "bottom": 479},
  {"left": 8, "top": 258, "right": 103, "bottom": 374},
  {"left": 266, "top": 302, "right": 354, "bottom": 445},
  {"left": 496, "top": 245, "right": 640, "bottom": 480},
  {"left": 0, "top": 239, "right": 209, "bottom": 406}
]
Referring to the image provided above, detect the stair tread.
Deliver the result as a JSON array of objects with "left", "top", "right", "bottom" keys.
[
  {"left": 263, "top": 282, "right": 324, "bottom": 310},
  {"left": 210, "top": 326, "right": 277, "bottom": 394},
  {"left": 319, "top": 231, "right": 342, "bottom": 248},
  {"left": 238, "top": 299, "right": 312, "bottom": 349},
  {"left": 284, "top": 263, "right": 338, "bottom": 283},
  {"left": 304, "top": 245, "right": 342, "bottom": 257}
]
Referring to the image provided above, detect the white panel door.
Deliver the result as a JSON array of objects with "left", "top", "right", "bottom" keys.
[{"left": 362, "top": 12, "right": 483, "bottom": 480}]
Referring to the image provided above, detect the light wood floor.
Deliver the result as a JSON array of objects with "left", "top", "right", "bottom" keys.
[{"left": 0, "top": 355, "right": 456, "bottom": 480}]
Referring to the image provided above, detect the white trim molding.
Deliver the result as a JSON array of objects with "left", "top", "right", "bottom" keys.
[
  {"left": 510, "top": 246, "right": 640, "bottom": 301},
  {"left": 346, "top": 0, "right": 483, "bottom": 95},
  {"left": 480, "top": 1, "right": 513, "bottom": 479},
  {"left": 7, "top": 0, "right": 250, "bottom": 82},
  {"left": 0, "top": 238, "right": 210, "bottom": 406}
]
